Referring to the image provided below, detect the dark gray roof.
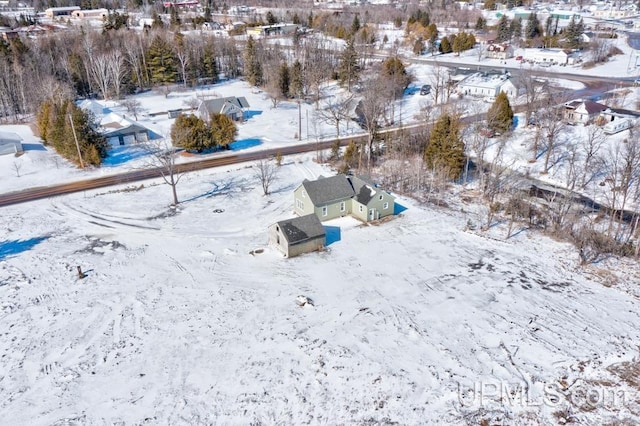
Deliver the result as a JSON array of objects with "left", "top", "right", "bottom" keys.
[
  {"left": 302, "top": 174, "right": 355, "bottom": 205},
  {"left": 200, "top": 97, "right": 250, "bottom": 115},
  {"left": 103, "top": 122, "right": 150, "bottom": 137},
  {"left": 349, "top": 175, "right": 376, "bottom": 205},
  {"left": 606, "top": 107, "right": 640, "bottom": 118},
  {"left": 276, "top": 214, "right": 325, "bottom": 245}
]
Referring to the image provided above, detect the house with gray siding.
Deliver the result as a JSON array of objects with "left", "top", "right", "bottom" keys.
[
  {"left": 269, "top": 214, "right": 326, "bottom": 258},
  {"left": 197, "top": 97, "right": 250, "bottom": 122},
  {"left": 293, "top": 174, "right": 395, "bottom": 223}
]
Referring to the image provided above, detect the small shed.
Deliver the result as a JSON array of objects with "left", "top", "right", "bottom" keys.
[{"left": 269, "top": 214, "right": 326, "bottom": 258}]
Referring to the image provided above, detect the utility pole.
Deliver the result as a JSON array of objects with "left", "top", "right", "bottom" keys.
[
  {"left": 298, "top": 99, "right": 302, "bottom": 141},
  {"left": 69, "top": 114, "right": 84, "bottom": 169}
]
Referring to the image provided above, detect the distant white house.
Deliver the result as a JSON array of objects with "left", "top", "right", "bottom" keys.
[
  {"left": 0, "top": 131, "right": 23, "bottom": 156},
  {"left": 77, "top": 99, "right": 152, "bottom": 147},
  {"left": 246, "top": 23, "right": 298, "bottom": 38},
  {"left": 522, "top": 48, "right": 579, "bottom": 65},
  {"left": 45, "top": 6, "right": 80, "bottom": 18},
  {"left": 563, "top": 99, "right": 608, "bottom": 125},
  {"left": 197, "top": 97, "right": 250, "bottom": 121},
  {"left": 71, "top": 8, "right": 109, "bottom": 19},
  {"left": 457, "top": 72, "right": 519, "bottom": 99},
  {"left": 485, "top": 43, "right": 514, "bottom": 60}
]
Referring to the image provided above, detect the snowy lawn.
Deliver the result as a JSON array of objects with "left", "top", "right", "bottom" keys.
[{"left": 1, "top": 154, "right": 639, "bottom": 424}]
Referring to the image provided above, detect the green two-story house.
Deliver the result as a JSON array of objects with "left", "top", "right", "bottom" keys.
[{"left": 293, "top": 174, "right": 395, "bottom": 223}]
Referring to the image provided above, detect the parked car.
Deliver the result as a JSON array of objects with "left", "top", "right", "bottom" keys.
[
  {"left": 420, "top": 84, "right": 431, "bottom": 95},
  {"left": 515, "top": 55, "right": 523, "bottom": 61}
]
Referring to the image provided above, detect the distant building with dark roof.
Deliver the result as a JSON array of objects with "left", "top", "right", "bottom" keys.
[
  {"left": 293, "top": 174, "right": 395, "bottom": 223},
  {"left": 197, "top": 96, "right": 250, "bottom": 122},
  {"left": 269, "top": 214, "right": 326, "bottom": 258},
  {"left": 563, "top": 99, "right": 608, "bottom": 125}
]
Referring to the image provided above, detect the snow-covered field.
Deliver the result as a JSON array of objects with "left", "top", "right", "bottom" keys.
[
  {"left": 2, "top": 29, "right": 640, "bottom": 424},
  {"left": 1, "top": 154, "right": 640, "bottom": 424}
]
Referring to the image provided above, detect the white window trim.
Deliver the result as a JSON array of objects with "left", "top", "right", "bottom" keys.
[
  {"left": 359, "top": 205, "right": 363, "bottom": 213},
  {"left": 322, "top": 206, "right": 328, "bottom": 216},
  {"left": 340, "top": 201, "right": 346, "bottom": 212},
  {"left": 383, "top": 202, "right": 389, "bottom": 209}
]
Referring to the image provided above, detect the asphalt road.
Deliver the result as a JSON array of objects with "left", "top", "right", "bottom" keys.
[
  {"left": 0, "top": 59, "right": 625, "bottom": 208},
  {"left": 0, "top": 133, "right": 375, "bottom": 208}
]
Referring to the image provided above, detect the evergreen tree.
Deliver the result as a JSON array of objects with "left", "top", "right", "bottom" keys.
[
  {"left": 564, "top": 15, "right": 584, "bottom": 49},
  {"left": 351, "top": 14, "right": 361, "bottom": 36},
  {"left": 510, "top": 17, "right": 522, "bottom": 40},
  {"left": 171, "top": 114, "right": 212, "bottom": 152},
  {"left": 496, "top": 15, "right": 511, "bottom": 42},
  {"left": 265, "top": 11, "right": 277, "bottom": 25},
  {"left": 486, "top": 91, "right": 514, "bottom": 134},
  {"left": 381, "top": 56, "right": 411, "bottom": 97},
  {"left": 338, "top": 37, "right": 359, "bottom": 91},
  {"left": 169, "top": 6, "right": 180, "bottom": 27},
  {"left": 484, "top": 0, "right": 496, "bottom": 10},
  {"left": 210, "top": 113, "right": 237, "bottom": 148},
  {"left": 292, "top": 12, "right": 301, "bottom": 25},
  {"left": 151, "top": 11, "right": 164, "bottom": 29},
  {"left": 426, "top": 23, "right": 439, "bottom": 55},
  {"left": 147, "top": 35, "right": 178, "bottom": 85},
  {"left": 36, "top": 98, "right": 107, "bottom": 167},
  {"left": 439, "top": 36, "right": 452, "bottom": 54},
  {"left": 424, "top": 113, "right": 465, "bottom": 179},
  {"left": 200, "top": 42, "right": 219, "bottom": 83},
  {"left": 290, "top": 59, "right": 303, "bottom": 98},
  {"left": 243, "top": 35, "right": 263, "bottom": 86},
  {"left": 525, "top": 13, "right": 542, "bottom": 40},
  {"left": 475, "top": 16, "right": 487, "bottom": 30},
  {"left": 278, "top": 62, "right": 290, "bottom": 99},
  {"left": 413, "top": 38, "right": 425, "bottom": 55}
]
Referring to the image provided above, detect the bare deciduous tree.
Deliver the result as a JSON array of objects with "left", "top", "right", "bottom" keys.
[
  {"left": 316, "top": 93, "right": 354, "bottom": 138},
  {"left": 143, "top": 139, "right": 185, "bottom": 206},
  {"left": 357, "top": 76, "right": 387, "bottom": 170},
  {"left": 121, "top": 99, "right": 143, "bottom": 121},
  {"left": 254, "top": 157, "right": 278, "bottom": 196}
]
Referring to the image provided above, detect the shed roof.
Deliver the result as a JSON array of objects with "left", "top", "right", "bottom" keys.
[
  {"left": 301, "top": 174, "right": 355, "bottom": 206},
  {"left": 276, "top": 214, "right": 325, "bottom": 245}
]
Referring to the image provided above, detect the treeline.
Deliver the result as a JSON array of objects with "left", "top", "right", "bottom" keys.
[{"left": 36, "top": 97, "right": 107, "bottom": 166}]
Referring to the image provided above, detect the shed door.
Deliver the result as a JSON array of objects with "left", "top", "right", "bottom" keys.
[{"left": 369, "top": 209, "right": 374, "bottom": 221}]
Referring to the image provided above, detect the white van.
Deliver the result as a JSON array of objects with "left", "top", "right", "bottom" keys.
[{"left": 603, "top": 119, "right": 633, "bottom": 135}]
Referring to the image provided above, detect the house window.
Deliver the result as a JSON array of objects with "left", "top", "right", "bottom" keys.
[
  {"left": 383, "top": 202, "right": 389, "bottom": 209},
  {"left": 296, "top": 199, "right": 304, "bottom": 210},
  {"left": 302, "top": 190, "right": 306, "bottom": 198},
  {"left": 379, "top": 194, "right": 383, "bottom": 201},
  {"left": 359, "top": 205, "right": 363, "bottom": 213},
  {"left": 340, "top": 201, "right": 346, "bottom": 212},
  {"left": 322, "top": 206, "right": 328, "bottom": 217}
]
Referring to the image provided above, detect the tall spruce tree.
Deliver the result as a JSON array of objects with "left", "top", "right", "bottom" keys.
[
  {"left": 290, "top": 59, "right": 303, "bottom": 98},
  {"left": 338, "top": 37, "right": 359, "bottom": 91},
  {"left": 424, "top": 113, "right": 465, "bottom": 179},
  {"left": 486, "top": 91, "right": 514, "bottom": 134},
  {"left": 510, "top": 17, "right": 522, "bottom": 41},
  {"left": 496, "top": 15, "right": 511, "bottom": 42},
  {"left": 147, "top": 35, "right": 178, "bottom": 85},
  {"left": 243, "top": 35, "right": 263, "bottom": 86},
  {"left": 525, "top": 13, "right": 542, "bottom": 40}
]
